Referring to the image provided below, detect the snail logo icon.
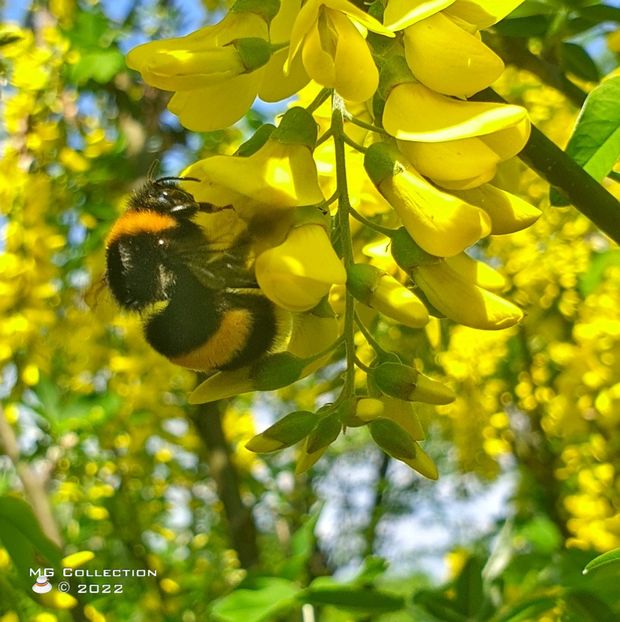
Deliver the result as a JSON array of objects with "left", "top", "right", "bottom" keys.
[{"left": 32, "top": 574, "right": 53, "bottom": 594}]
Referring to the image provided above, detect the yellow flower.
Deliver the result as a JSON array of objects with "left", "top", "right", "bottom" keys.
[
  {"left": 383, "top": 0, "right": 455, "bottom": 31},
  {"left": 256, "top": 224, "right": 346, "bottom": 312},
  {"left": 127, "top": 1, "right": 308, "bottom": 130},
  {"left": 365, "top": 142, "right": 491, "bottom": 257},
  {"left": 383, "top": 81, "right": 528, "bottom": 142},
  {"left": 450, "top": 183, "right": 540, "bottom": 234},
  {"left": 412, "top": 259, "right": 523, "bottom": 329},
  {"left": 287, "top": 0, "right": 393, "bottom": 101},
  {"left": 396, "top": 116, "right": 530, "bottom": 190},
  {"left": 183, "top": 109, "right": 323, "bottom": 244},
  {"left": 403, "top": 11, "right": 504, "bottom": 97},
  {"left": 444, "top": 0, "right": 525, "bottom": 29}
]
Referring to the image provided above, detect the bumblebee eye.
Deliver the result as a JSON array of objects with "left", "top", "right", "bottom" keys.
[{"left": 170, "top": 203, "right": 198, "bottom": 217}]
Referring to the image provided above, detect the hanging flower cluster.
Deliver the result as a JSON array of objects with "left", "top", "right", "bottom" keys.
[{"left": 125, "top": 0, "right": 539, "bottom": 477}]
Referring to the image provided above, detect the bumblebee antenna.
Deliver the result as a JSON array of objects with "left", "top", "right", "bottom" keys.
[
  {"left": 147, "top": 160, "right": 160, "bottom": 181},
  {"left": 156, "top": 175, "right": 201, "bottom": 184}
]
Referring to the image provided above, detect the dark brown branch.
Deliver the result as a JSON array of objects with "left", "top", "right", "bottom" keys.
[
  {"left": 474, "top": 88, "right": 620, "bottom": 246},
  {"left": 484, "top": 33, "right": 587, "bottom": 108},
  {"left": 189, "top": 401, "right": 260, "bottom": 569}
]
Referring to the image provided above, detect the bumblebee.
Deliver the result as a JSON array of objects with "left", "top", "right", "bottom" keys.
[{"left": 105, "top": 176, "right": 283, "bottom": 372}]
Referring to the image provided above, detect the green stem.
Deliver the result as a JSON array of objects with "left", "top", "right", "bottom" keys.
[
  {"left": 349, "top": 205, "right": 396, "bottom": 236},
  {"left": 343, "top": 133, "right": 368, "bottom": 153},
  {"left": 474, "top": 88, "right": 620, "bottom": 246},
  {"left": 345, "top": 114, "right": 389, "bottom": 136},
  {"left": 303, "top": 335, "right": 345, "bottom": 364},
  {"left": 354, "top": 312, "right": 391, "bottom": 359},
  {"left": 354, "top": 356, "right": 372, "bottom": 373},
  {"left": 331, "top": 95, "right": 357, "bottom": 398},
  {"left": 306, "top": 87, "right": 332, "bottom": 114}
]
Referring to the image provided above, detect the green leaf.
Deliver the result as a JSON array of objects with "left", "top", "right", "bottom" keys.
[
  {"left": 211, "top": 577, "right": 301, "bottom": 622},
  {"left": 579, "top": 250, "right": 620, "bottom": 296},
  {"left": 413, "top": 591, "right": 468, "bottom": 622},
  {"left": 278, "top": 509, "right": 321, "bottom": 580},
  {"left": 583, "top": 547, "right": 620, "bottom": 576},
  {"left": 303, "top": 584, "right": 405, "bottom": 614},
  {"left": 560, "top": 42, "right": 600, "bottom": 82},
  {"left": 0, "top": 496, "right": 62, "bottom": 588},
  {"left": 69, "top": 49, "right": 126, "bottom": 85},
  {"left": 493, "top": 15, "right": 550, "bottom": 37},
  {"left": 454, "top": 556, "right": 484, "bottom": 616},
  {"left": 351, "top": 556, "right": 389, "bottom": 585},
  {"left": 578, "top": 5, "right": 620, "bottom": 23},
  {"left": 495, "top": 596, "right": 558, "bottom": 622},
  {"left": 552, "top": 77, "right": 620, "bottom": 206},
  {"left": 564, "top": 590, "right": 618, "bottom": 622}
]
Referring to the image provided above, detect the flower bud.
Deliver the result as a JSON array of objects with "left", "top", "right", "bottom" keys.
[
  {"left": 390, "top": 227, "right": 439, "bottom": 272},
  {"left": 188, "top": 366, "right": 255, "bottom": 404},
  {"left": 306, "top": 415, "right": 341, "bottom": 454},
  {"left": 369, "top": 418, "right": 417, "bottom": 460},
  {"left": 401, "top": 443, "right": 438, "bottom": 480},
  {"left": 253, "top": 352, "right": 306, "bottom": 390},
  {"left": 444, "top": 253, "right": 507, "bottom": 293},
  {"left": 246, "top": 410, "right": 317, "bottom": 452},
  {"left": 347, "top": 263, "right": 429, "bottom": 328},
  {"left": 411, "top": 373, "right": 456, "bottom": 405},
  {"left": 234, "top": 37, "right": 273, "bottom": 72},
  {"left": 372, "top": 362, "right": 419, "bottom": 401}
]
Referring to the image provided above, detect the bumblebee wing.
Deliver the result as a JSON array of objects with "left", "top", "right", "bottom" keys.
[{"left": 193, "top": 208, "right": 248, "bottom": 251}]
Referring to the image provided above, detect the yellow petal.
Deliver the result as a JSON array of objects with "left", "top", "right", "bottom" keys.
[
  {"left": 186, "top": 140, "right": 324, "bottom": 209},
  {"left": 480, "top": 117, "right": 531, "bottom": 159},
  {"left": 431, "top": 169, "right": 495, "bottom": 190},
  {"left": 258, "top": 47, "right": 309, "bottom": 101},
  {"left": 384, "top": 0, "right": 455, "bottom": 30},
  {"left": 383, "top": 82, "right": 527, "bottom": 142},
  {"left": 62, "top": 550, "right": 95, "bottom": 569},
  {"left": 401, "top": 442, "right": 438, "bottom": 479},
  {"left": 256, "top": 225, "right": 346, "bottom": 312},
  {"left": 404, "top": 12, "right": 504, "bottom": 97},
  {"left": 323, "top": 0, "right": 395, "bottom": 36},
  {"left": 302, "top": 9, "right": 379, "bottom": 102},
  {"left": 188, "top": 367, "right": 255, "bottom": 404},
  {"left": 380, "top": 396, "right": 426, "bottom": 440},
  {"left": 168, "top": 70, "right": 263, "bottom": 131},
  {"left": 377, "top": 158, "right": 492, "bottom": 256},
  {"left": 444, "top": 252, "right": 507, "bottom": 292},
  {"left": 287, "top": 0, "right": 321, "bottom": 68},
  {"left": 445, "top": 0, "right": 525, "bottom": 28},
  {"left": 397, "top": 136, "right": 501, "bottom": 183},
  {"left": 450, "top": 183, "right": 540, "bottom": 234},
  {"left": 302, "top": 14, "right": 337, "bottom": 86},
  {"left": 371, "top": 275, "right": 429, "bottom": 327},
  {"left": 413, "top": 260, "right": 523, "bottom": 329}
]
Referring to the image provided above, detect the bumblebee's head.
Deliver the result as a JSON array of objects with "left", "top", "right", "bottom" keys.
[
  {"left": 105, "top": 181, "right": 207, "bottom": 311},
  {"left": 128, "top": 178, "right": 201, "bottom": 217}
]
